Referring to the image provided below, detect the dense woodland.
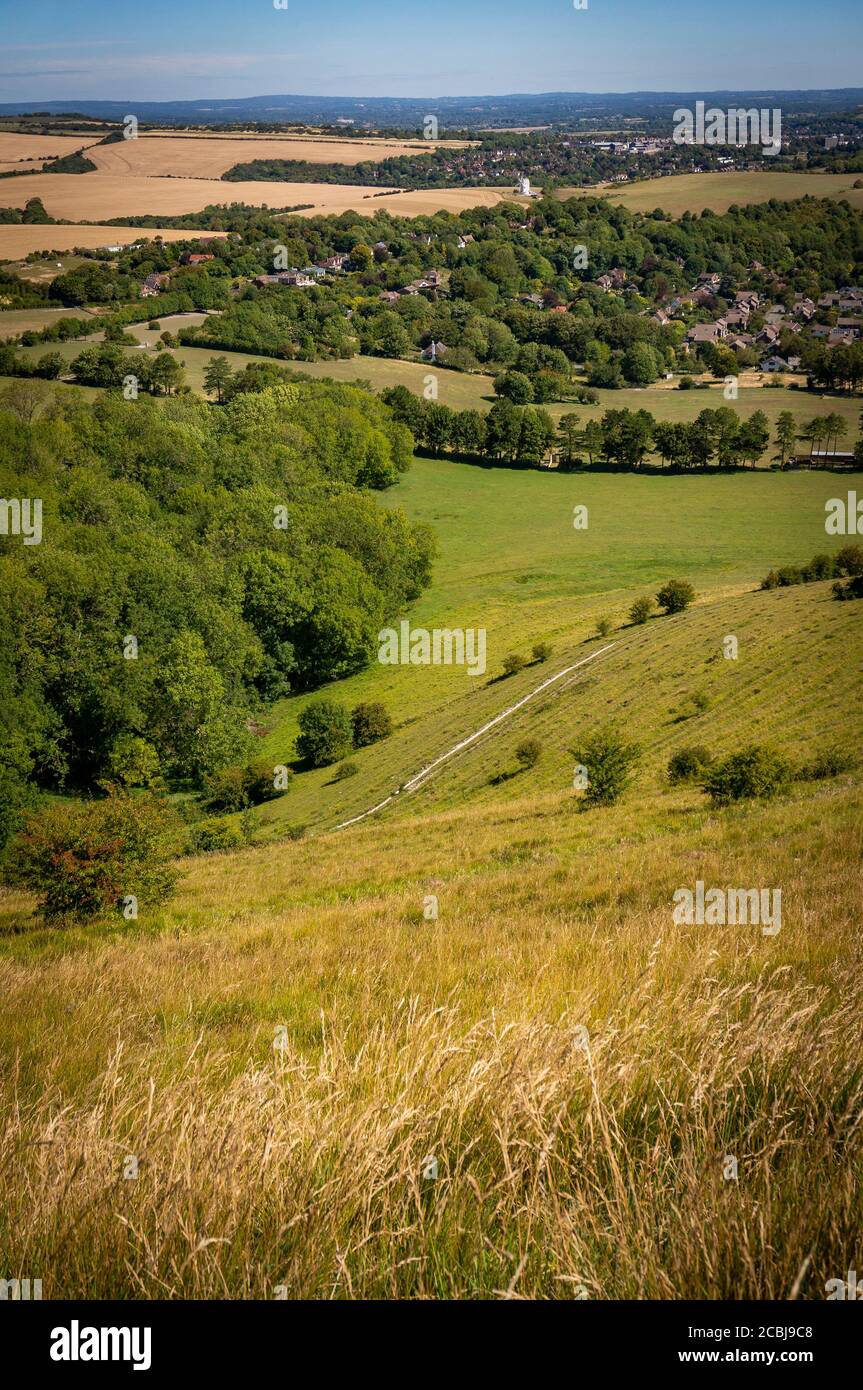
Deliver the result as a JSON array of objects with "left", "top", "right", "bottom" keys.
[{"left": 0, "top": 382, "right": 433, "bottom": 847}]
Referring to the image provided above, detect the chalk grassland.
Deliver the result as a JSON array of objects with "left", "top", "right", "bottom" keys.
[
  {"left": 0, "top": 133, "right": 96, "bottom": 164},
  {"left": 251, "top": 464, "right": 863, "bottom": 835},
  {"left": 0, "top": 173, "right": 519, "bottom": 221},
  {"left": 87, "top": 133, "right": 474, "bottom": 178},
  {"left": 0, "top": 653, "right": 860, "bottom": 1297},
  {"left": 0, "top": 225, "right": 229, "bottom": 260},
  {"left": 556, "top": 171, "right": 863, "bottom": 215}
]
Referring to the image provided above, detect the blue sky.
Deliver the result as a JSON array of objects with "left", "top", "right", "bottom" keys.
[{"left": 1, "top": 0, "right": 861, "bottom": 101}]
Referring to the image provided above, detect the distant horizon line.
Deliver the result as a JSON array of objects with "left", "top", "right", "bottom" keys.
[{"left": 2, "top": 87, "right": 863, "bottom": 108}]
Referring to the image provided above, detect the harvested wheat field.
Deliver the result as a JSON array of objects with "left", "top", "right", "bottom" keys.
[
  {"left": 88, "top": 133, "right": 473, "bottom": 178},
  {"left": 0, "top": 132, "right": 97, "bottom": 165},
  {"left": 0, "top": 224, "right": 229, "bottom": 260},
  {"left": 0, "top": 173, "right": 516, "bottom": 221}
]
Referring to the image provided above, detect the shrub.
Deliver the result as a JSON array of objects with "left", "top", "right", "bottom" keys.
[
  {"left": 531, "top": 641, "right": 553, "bottom": 662},
  {"left": 571, "top": 727, "right": 641, "bottom": 807},
  {"left": 296, "top": 699, "right": 353, "bottom": 766},
  {"left": 515, "top": 738, "right": 543, "bottom": 769},
  {"left": 835, "top": 544, "right": 863, "bottom": 576},
  {"left": 628, "top": 596, "right": 654, "bottom": 625},
  {"left": 667, "top": 745, "right": 713, "bottom": 784},
  {"left": 800, "top": 553, "right": 835, "bottom": 582},
  {"left": 833, "top": 573, "right": 863, "bottom": 601},
  {"left": 702, "top": 745, "right": 792, "bottom": 805},
  {"left": 197, "top": 818, "right": 243, "bottom": 852},
  {"left": 596, "top": 617, "right": 613, "bottom": 638},
  {"left": 351, "top": 701, "right": 393, "bottom": 748},
  {"left": 205, "top": 760, "right": 285, "bottom": 811},
  {"left": 147, "top": 321, "right": 160, "bottom": 330},
  {"left": 334, "top": 761, "right": 359, "bottom": 780},
  {"left": 502, "top": 653, "right": 527, "bottom": 677},
  {"left": 8, "top": 792, "right": 181, "bottom": 922},
  {"left": 776, "top": 566, "right": 803, "bottom": 587},
  {"left": 760, "top": 570, "right": 780, "bottom": 591},
  {"left": 656, "top": 579, "right": 695, "bottom": 614},
  {"left": 798, "top": 745, "right": 856, "bottom": 781}
]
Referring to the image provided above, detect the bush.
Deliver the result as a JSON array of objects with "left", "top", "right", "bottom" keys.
[
  {"left": 515, "top": 738, "right": 543, "bottom": 769},
  {"left": 502, "top": 653, "right": 527, "bottom": 677},
  {"left": 205, "top": 759, "right": 285, "bottom": 811},
  {"left": 531, "top": 641, "right": 553, "bottom": 662},
  {"left": 334, "top": 761, "right": 359, "bottom": 780},
  {"left": 667, "top": 745, "right": 713, "bottom": 784},
  {"left": 775, "top": 565, "right": 803, "bottom": 587},
  {"left": 798, "top": 745, "right": 856, "bottom": 780},
  {"left": 833, "top": 573, "right": 863, "bottom": 601},
  {"left": 197, "top": 817, "right": 243, "bottom": 852},
  {"left": 595, "top": 617, "right": 613, "bottom": 638},
  {"left": 702, "top": 745, "right": 792, "bottom": 805},
  {"left": 571, "top": 727, "right": 641, "bottom": 807},
  {"left": 7, "top": 792, "right": 181, "bottom": 922},
  {"left": 351, "top": 701, "right": 393, "bottom": 748},
  {"left": 296, "top": 699, "right": 353, "bottom": 766},
  {"left": 656, "top": 579, "right": 695, "bottom": 614},
  {"left": 628, "top": 596, "right": 654, "bottom": 625},
  {"left": 800, "top": 553, "right": 835, "bottom": 582}
]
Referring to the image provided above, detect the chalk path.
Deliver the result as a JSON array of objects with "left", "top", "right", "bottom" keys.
[{"left": 333, "top": 643, "right": 615, "bottom": 832}]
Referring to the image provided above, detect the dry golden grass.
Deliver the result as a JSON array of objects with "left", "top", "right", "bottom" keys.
[
  {"left": 0, "top": 133, "right": 95, "bottom": 164},
  {"left": 88, "top": 133, "right": 472, "bottom": 178},
  {"left": 0, "top": 174, "right": 519, "bottom": 222},
  {"left": 0, "top": 225, "right": 228, "bottom": 260},
  {"left": 1, "top": 779, "right": 861, "bottom": 1299}
]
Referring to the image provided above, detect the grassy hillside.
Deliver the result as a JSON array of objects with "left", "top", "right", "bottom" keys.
[
  {"left": 1, "top": 675, "right": 860, "bottom": 1297},
  {"left": 251, "top": 458, "right": 860, "bottom": 835},
  {"left": 1, "top": 409, "right": 860, "bottom": 1301},
  {"left": 556, "top": 170, "right": 863, "bottom": 215}
]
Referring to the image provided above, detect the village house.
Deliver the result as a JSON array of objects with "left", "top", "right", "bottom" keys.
[
  {"left": 421, "top": 340, "right": 447, "bottom": 362},
  {"left": 686, "top": 321, "right": 727, "bottom": 345},
  {"left": 181, "top": 252, "right": 214, "bottom": 266},
  {"left": 316, "top": 254, "right": 350, "bottom": 272},
  {"left": 141, "top": 272, "right": 171, "bottom": 298}
]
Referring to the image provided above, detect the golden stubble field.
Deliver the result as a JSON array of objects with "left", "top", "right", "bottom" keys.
[
  {"left": 0, "top": 133, "right": 95, "bottom": 165},
  {"left": 0, "top": 225, "right": 229, "bottom": 260},
  {"left": 0, "top": 173, "right": 518, "bottom": 221},
  {"left": 87, "top": 132, "right": 474, "bottom": 177}
]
